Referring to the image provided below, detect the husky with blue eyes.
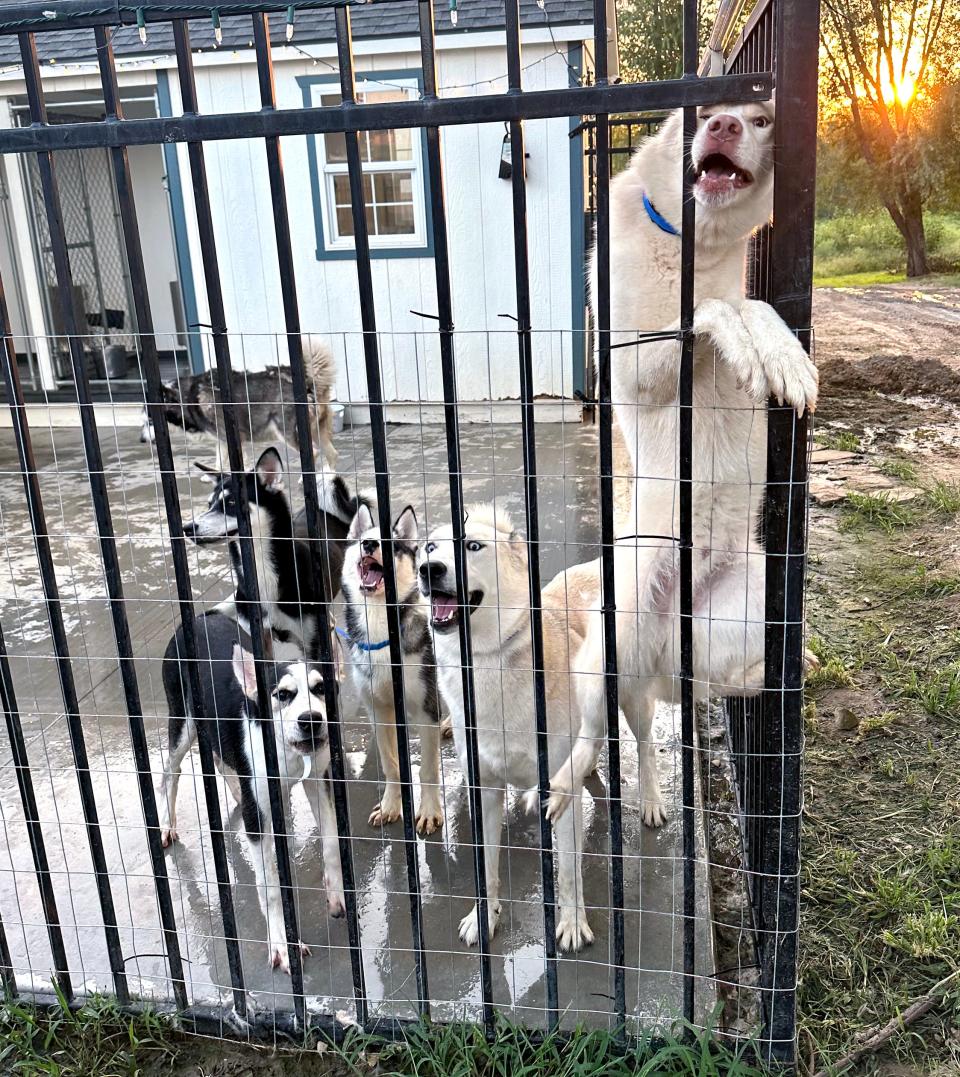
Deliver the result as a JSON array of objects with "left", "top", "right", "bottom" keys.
[
  {"left": 158, "top": 610, "right": 344, "bottom": 973},
  {"left": 417, "top": 503, "right": 601, "bottom": 953}
]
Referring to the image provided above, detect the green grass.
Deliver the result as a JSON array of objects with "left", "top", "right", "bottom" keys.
[
  {"left": 0, "top": 1000, "right": 773, "bottom": 1077},
  {"left": 923, "top": 480, "right": 960, "bottom": 516},
  {"left": 816, "top": 430, "right": 862, "bottom": 453},
  {"left": 814, "top": 211, "right": 960, "bottom": 285},
  {"left": 0, "top": 993, "right": 177, "bottom": 1077},
  {"left": 803, "top": 495, "right": 960, "bottom": 1071},
  {"left": 839, "top": 491, "right": 917, "bottom": 533},
  {"left": 878, "top": 457, "right": 918, "bottom": 483}
]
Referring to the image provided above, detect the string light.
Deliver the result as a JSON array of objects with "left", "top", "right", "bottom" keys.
[
  {"left": 211, "top": 7, "right": 222, "bottom": 46},
  {"left": 136, "top": 7, "right": 147, "bottom": 44},
  {"left": 449, "top": 0, "right": 457, "bottom": 27},
  {"left": 286, "top": 4, "right": 295, "bottom": 40}
]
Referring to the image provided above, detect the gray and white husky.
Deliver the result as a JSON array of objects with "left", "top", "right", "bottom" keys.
[{"left": 338, "top": 502, "right": 445, "bottom": 835}]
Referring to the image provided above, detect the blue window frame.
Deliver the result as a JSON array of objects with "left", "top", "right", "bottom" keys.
[{"left": 298, "top": 70, "right": 434, "bottom": 261}]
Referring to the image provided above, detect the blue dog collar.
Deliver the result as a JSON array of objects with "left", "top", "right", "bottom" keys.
[
  {"left": 642, "top": 191, "right": 680, "bottom": 237},
  {"left": 336, "top": 626, "right": 392, "bottom": 652}
]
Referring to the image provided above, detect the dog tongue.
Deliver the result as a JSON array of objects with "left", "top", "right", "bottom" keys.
[{"left": 432, "top": 594, "right": 457, "bottom": 623}]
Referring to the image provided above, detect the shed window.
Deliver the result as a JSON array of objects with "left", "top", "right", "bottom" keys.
[{"left": 316, "top": 83, "right": 425, "bottom": 250}]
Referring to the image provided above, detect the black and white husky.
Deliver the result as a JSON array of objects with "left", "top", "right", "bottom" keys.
[
  {"left": 158, "top": 610, "right": 344, "bottom": 972},
  {"left": 184, "top": 448, "right": 368, "bottom": 661},
  {"left": 338, "top": 503, "right": 444, "bottom": 835}
]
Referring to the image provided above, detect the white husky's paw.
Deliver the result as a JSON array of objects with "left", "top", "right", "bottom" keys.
[
  {"left": 458, "top": 901, "right": 501, "bottom": 947},
  {"left": 641, "top": 792, "right": 669, "bottom": 829},
  {"left": 368, "top": 791, "right": 402, "bottom": 827},
  {"left": 268, "top": 939, "right": 311, "bottom": 974},
  {"left": 160, "top": 826, "right": 178, "bottom": 848},
  {"left": 739, "top": 299, "right": 819, "bottom": 416},
  {"left": 556, "top": 906, "right": 594, "bottom": 953},
  {"left": 415, "top": 791, "right": 444, "bottom": 836},
  {"left": 692, "top": 298, "right": 767, "bottom": 402}
]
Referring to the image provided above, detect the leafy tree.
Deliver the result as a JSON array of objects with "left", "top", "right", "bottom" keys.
[
  {"left": 617, "top": 0, "right": 719, "bottom": 84},
  {"left": 821, "top": 0, "right": 960, "bottom": 277}
]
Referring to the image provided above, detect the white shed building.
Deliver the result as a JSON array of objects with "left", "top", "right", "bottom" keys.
[{"left": 0, "top": 2, "right": 599, "bottom": 419}]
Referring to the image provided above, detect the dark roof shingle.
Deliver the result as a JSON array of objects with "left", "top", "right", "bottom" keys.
[{"left": 0, "top": 1, "right": 593, "bottom": 67}]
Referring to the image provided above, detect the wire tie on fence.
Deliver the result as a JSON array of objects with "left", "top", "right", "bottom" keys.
[
  {"left": 497, "top": 312, "right": 519, "bottom": 323},
  {"left": 409, "top": 309, "right": 440, "bottom": 322}
]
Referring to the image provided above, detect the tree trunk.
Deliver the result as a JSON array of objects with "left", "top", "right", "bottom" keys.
[{"left": 897, "top": 189, "right": 930, "bottom": 278}]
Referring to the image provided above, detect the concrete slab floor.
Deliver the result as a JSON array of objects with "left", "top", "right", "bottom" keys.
[{"left": 0, "top": 419, "right": 716, "bottom": 1033}]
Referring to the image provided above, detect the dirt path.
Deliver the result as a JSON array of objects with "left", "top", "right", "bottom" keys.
[{"left": 799, "top": 282, "right": 960, "bottom": 1076}]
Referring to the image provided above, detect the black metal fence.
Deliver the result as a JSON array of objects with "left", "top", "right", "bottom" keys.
[{"left": 0, "top": 0, "right": 817, "bottom": 1066}]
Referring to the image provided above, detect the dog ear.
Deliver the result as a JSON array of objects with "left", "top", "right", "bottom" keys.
[
  {"left": 255, "top": 447, "right": 285, "bottom": 492},
  {"left": 348, "top": 502, "right": 374, "bottom": 542},
  {"left": 193, "top": 460, "right": 221, "bottom": 485},
  {"left": 160, "top": 381, "right": 180, "bottom": 403},
  {"left": 392, "top": 505, "right": 418, "bottom": 544},
  {"left": 231, "top": 642, "right": 259, "bottom": 700}
]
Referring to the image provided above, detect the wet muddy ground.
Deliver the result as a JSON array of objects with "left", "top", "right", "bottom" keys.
[{"left": 0, "top": 418, "right": 712, "bottom": 1034}]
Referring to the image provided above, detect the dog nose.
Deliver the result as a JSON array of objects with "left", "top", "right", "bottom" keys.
[
  {"left": 361, "top": 539, "right": 379, "bottom": 556},
  {"left": 706, "top": 114, "right": 742, "bottom": 141},
  {"left": 182, "top": 521, "right": 197, "bottom": 540},
  {"left": 419, "top": 560, "right": 446, "bottom": 583}
]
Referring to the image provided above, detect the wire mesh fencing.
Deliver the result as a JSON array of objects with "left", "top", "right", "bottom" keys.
[{"left": 0, "top": 0, "right": 818, "bottom": 1066}]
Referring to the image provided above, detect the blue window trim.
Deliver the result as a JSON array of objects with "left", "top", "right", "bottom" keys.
[
  {"left": 297, "top": 70, "right": 434, "bottom": 261},
  {"left": 156, "top": 70, "right": 204, "bottom": 373}
]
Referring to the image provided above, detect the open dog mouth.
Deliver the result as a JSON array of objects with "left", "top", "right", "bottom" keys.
[
  {"left": 694, "top": 152, "right": 754, "bottom": 196},
  {"left": 359, "top": 555, "right": 385, "bottom": 592},
  {"left": 429, "top": 590, "right": 483, "bottom": 631}
]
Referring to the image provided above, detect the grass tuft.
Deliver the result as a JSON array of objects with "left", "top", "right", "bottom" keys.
[
  {"left": 923, "top": 480, "right": 960, "bottom": 516},
  {"left": 878, "top": 458, "right": 918, "bottom": 483},
  {"left": 840, "top": 491, "right": 917, "bottom": 533},
  {"left": 817, "top": 430, "right": 862, "bottom": 453}
]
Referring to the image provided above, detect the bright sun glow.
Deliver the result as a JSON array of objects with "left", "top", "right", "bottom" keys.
[{"left": 882, "top": 70, "right": 917, "bottom": 105}]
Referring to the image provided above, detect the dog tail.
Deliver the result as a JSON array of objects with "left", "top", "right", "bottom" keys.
[
  {"left": 302, "top": 338, "right": 336, "bottom": 402},
  {"left": 317, "top": 474, "right": 376, "bottom": 526}
]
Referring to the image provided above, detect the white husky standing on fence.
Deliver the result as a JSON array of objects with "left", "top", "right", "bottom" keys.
[{"left": 548, "top": 100, "right": 819, "bottom": 824}]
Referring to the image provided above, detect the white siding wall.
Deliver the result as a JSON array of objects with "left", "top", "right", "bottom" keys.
[{"left": 187, "top": 42, "right": 578, "bottom": 406}]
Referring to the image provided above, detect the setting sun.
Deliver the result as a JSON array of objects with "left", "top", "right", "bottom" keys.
[{"left": 882, "top": 70, "right": 917, "bottom": 105}]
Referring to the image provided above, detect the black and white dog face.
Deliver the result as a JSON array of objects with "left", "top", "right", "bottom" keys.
[
  {"left": 231, "top": 644, "right": 330, "bottom": 755},
  {"left": 183, "top": 447, "right": 286, "bottom": 546},
  {"left": 342, "top": 502, "right": 419, "bottom": 604}
]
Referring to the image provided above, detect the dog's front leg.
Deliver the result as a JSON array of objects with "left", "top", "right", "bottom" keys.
[
  {"left": 737, "top": 299, "right": 818, "bottom": 415},
  {"left": 693, "top": 298, "right": 817, "bottom": 416},
  {"left": 554, "top": 794, "right": 593, "bottom": 953},
  {"left": 415, "top": 716, "right": 444, "bottom": 836},
  {"left": 458, "top": 784, "right": 504, "bottom": 947},
  {"left": 248, "top": 829, "right": 311, "bottom": 975},
  {"left": 369, "top": 703, "right": 403, "bottom": 827},
  {"left": 306, "top": 770, "right": 346, "bottom": 918}
]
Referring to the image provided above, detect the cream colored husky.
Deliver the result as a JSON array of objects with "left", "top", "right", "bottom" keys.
[
  {"left": 418, "top": 504, "right": 599, "bottom": 953},
  {"left": 548, "top": 100, "right": 819, "bottom": 823}
]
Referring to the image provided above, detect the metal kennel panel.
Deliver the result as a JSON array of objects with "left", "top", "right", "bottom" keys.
[{"left": 0, "top": 0, "right": 817, "bottom": 1066}]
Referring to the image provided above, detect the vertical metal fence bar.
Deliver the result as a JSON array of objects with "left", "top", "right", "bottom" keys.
[
  {"left": 250, "top": 11, "right": 368, "bottom": 1025},
  {"left": 761, "top": 0, "right": 819, "bottom": 1063},
  {"left": 416, "top": 0, "right": 494, "bottom": 1034},
  {"left": 591, "top": 0, "right": 627, "bottom": 1035},
  {"left": 333, "top": 4, "right": 430, "bottom": 1018},
  {"left": 93, "top": 23, "right": 249, "bottom": 1017},
  {"left": 502, "top": 0, "right": 559, "bottom": 1030},
  {"left": 172, "top": 18, "right": 306, "bottom": 1019},
  {"left": 679, "top": 0, "right": 698, "bottom": 1029},
  {"left": 19, "top": 27, "right": 189, "bottom": 1011},
  {"left": 0, "top": 901, "right": 14, "bottom": 997},
  {"left": 0, "top": 599, "right": 72, "bottom": 998},
  {"left": 10, "top": 30, "right": 129, "bottom": 1004}
]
